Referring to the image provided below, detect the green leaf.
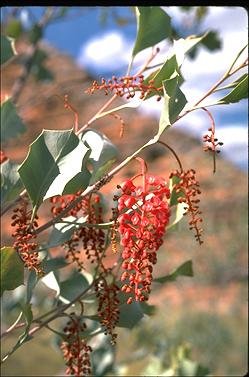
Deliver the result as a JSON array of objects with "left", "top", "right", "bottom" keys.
[
  {"left": 62, "top": 150, "right": 92, "bottom": 194},
  {"left": 139, "top": 301, "right": 157, "bottom": 316},
  {"left": 80, "top": 129, "right": 119, "bottom": 184},
  {"left": 132, "top": 6, "right": 171, "bottom": 58},
  {"left": 169, "top": 175, "right": 183, "bottom": 206},
  {"left": 154, "top": 260, "right": 193, "bottom": 284},
  {"left": 41, "top": 257, "right": 69, "bottom": 274},
  {"left": 143, "top": 55, "right": 178, "bottom": 99},
  {"left": 18, "top": 129, "right": 91, "bottom": 213},
  {"left": 216, "top": 75, "right": 248, "bottom": 104},
  {"left": 166, "top": 201, "right": 187, "bottom": 232},
  {"left": 1, "top": 34, "right": 16, "bottom": 65},
  {"left": 214, "top": 74, "right": 248, "bottom": 92},
  {"left": 59, "top": 271, "right": 92, "bottom": 303},
  {"left": 157, "top": 74, "right": 187, "bottom": 137},
  {"left": 41, "top": 271, "right": 60, "bottom": 296},
  {"left": 1, "top": 159, "right": 23, "bottom": 205},
  {"left": 26, "top": 270, "right": 37, "bottom": 303},
  {"left": 202, "top": 30, "right": 222, "bottom": 51},
  {"left": 6, "top": 19, "right": 23, "bottom": 39},
  {"left": 1, "top": 98, "right": 26, "bottom": 142},
  {"left": 118, "top": 300, "right": 144, "bottom": 329},
  {"left": 0, "top": 246, "right": 24, "bottom": 296},
  {"left": 117, "top": 289, "right": 144, "bottom": 328},
  {"left": 143, "top": 35, "right": 204, "bottom": 100}
]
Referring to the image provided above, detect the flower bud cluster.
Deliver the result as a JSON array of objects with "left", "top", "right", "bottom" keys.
[
  {"left": 116, "top": 175, "right": 171, "bottom": 304},
  {"left": 50, "top": 190, "right": 88, "bottom": 217},
  {"left": 95, "top": 274, "right": 120, "bottom": 345},
  {"left": 50, "top": 194, "right": 105, "bottom": 270},
  {"left": 11, "top": 198, "right": 43, "bottom": 275},
  {"left": 86, "top": 75, "right": 162, "bottom": 101},
  {"left": 61, "top": 315, "right": 92, "bottom": 377},
  {"left": 170, "top": 169, "right": 203, "bottom": 244},
  {"left": 203, "top": 127, "right": 223, "bottom": 154},
  {"left": 79, "top": 195, "right": 105, "bottom": 266}
]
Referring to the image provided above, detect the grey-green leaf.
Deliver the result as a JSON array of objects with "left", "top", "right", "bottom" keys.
[
  {"left": 41, "top": 257, "right": 69, "bottom": 274},
  {"left": 154, "top": 260, "right": 193, "bottom": 284},
  {"left": 1, "top": 159, "right": 23, "bottom": 205},
  {"left": 0, "top": 246, "right": 24, "bottom": 296},
  {"left": 214, "top": 74, "right": 248, "bottom": 92},
  {"left": 132, "top": 7, "right": 171, "bottom": 58},
  {"left": 118, "top": 300, "right": 144, "bottom": 329},
  {"left": 59, "top": 271, "right": 91, "bottom": 303},
  {"left": 1, "top": 98, "right": 26, "bottom": 142},
  {"left": 18, "top": 129, "right": 91, "bottom": 213},
  {"left": 1, "top": 35, "right": 16, "bottom": 65},
  {"left": 217, "top": 74, "right": 248, "bottom": 104},
  {"left": 80, "top": 129, "right": 119, "bottom": 184},
  {"left": 157, "top": 74, "right": 187, "bottom": 136}
]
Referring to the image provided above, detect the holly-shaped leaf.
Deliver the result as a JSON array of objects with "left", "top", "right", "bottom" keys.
[{"left": 0, "top": 246, "right": 24, "bottom": 296}]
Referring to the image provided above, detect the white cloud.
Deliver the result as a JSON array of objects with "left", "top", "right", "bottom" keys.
[{"left": 77, "top": 31, "right": 132, "bottom": 72}]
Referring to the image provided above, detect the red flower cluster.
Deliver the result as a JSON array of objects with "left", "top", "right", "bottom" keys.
[
  {"left": 0, "top": 150, "right": 8, "bottom": 164},
  {"left": 11, "top": 198, "right": 43, "bottom": 275},
  {"left": 50, "top": 194, "right": 105, "bottom": 270},
  {"left": 61, "top": 315, "right": 92, "bottom": 377},
  {"left": 95, "top": 274, "right": 120, "bottom": 345},
  {"left": 116, "top": 175, "right": 171, "bottom": 304},
  {"left": 86, "top": 75, "right": 162, "bottom": 101},
  {"left": 170, "top": 169, "right": 203, "bottom": 245}
]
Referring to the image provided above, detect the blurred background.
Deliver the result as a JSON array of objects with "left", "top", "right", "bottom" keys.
[{"left": 1, "top": 6, "right": 248, "bottom": 376}]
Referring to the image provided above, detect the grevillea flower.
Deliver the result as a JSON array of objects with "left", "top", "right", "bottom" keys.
[
  {"left": 95, "top": 273, "right": 120, "bottom": 345},
  {"left": 11, "top": 198, "right": 43, "bottom": 275},
  {"left": 170, "top": 169, "right": 203, "bottom": 244},
  {"left": 86, "top": 75, "right": 162, "bottom": 101},
  {"left": 61, "top": 315, "right": 92, "bottom": 377},
  {"left": 50, "top": 193, "right": 105, "bottom": 270},
  {"left": 116, "top": 175, "right": 171, "bottom": 304}
]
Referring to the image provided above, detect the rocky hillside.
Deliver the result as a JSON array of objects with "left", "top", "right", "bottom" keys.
[{"left": 1, "top": 42, "right": 248, "bottom": 376}]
